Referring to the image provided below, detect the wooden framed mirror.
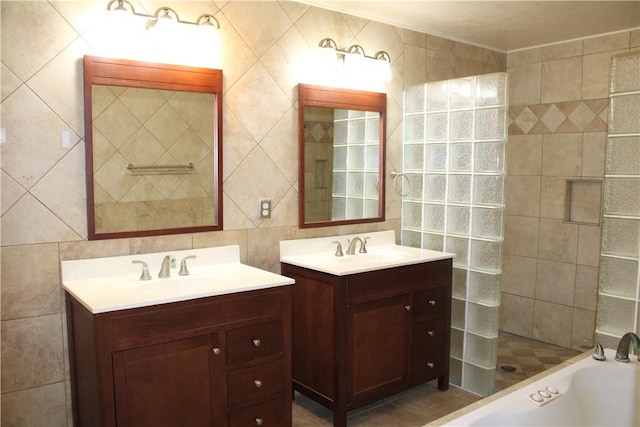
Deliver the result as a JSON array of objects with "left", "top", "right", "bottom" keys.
[
  {"left": 298, "top": 84, "right": 386, "bottom": 228},
  {"left": 83, "top": 55, "right": 223, "bottom": 240}
]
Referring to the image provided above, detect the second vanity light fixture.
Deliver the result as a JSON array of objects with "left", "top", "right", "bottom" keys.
[
  {"left": 106, "top": 0, "right": 221, "bottom": 32},
  {"left": 317, "top": 38, "right": 392, "bottom": 81}
]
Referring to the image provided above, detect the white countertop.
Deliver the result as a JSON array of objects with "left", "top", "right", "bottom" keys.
[
  {"left": 280, "top": 230, "right": 454, "bottom": 276},
  {"left": 62, "top": 246, "right": 294, "bottom": 314}
]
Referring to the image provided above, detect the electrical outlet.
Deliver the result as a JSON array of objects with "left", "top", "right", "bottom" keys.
[{"left": 259, "top": 198, "right": 271, "bottom": 219}]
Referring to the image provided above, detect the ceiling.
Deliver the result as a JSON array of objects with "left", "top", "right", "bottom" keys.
[{"left": 299, "top": 1, "right": 640, "bottom": 53}]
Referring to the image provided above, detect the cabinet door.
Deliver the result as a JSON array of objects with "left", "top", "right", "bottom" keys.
[
  {"left": 113, "top": 335, "right": 218, "bottom": 427},
  {"left": 348, "top": 294, "right": 410, "bottom": 404}
]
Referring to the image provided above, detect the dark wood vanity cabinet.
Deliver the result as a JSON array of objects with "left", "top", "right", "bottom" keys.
[
  {"left": 66, "top": 287, "right": 292, "bottom": 427},
  {"left": 281, "top": 259, "right": 452, "bottom": 427}
]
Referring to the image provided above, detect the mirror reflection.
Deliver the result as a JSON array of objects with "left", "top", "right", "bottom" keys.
[
  {"left": 298, "top": 84, "right": 386, "bottom": 228},
  {"left": 84, "top": 56, "right": 223, "bottom": 239}
]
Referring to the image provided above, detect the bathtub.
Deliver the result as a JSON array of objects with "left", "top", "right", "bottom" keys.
[{"left": 436, "top": 348, "right": 639, "bottom": 426}]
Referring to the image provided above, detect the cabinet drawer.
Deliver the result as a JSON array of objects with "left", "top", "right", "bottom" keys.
[
  {"left": 228, "top": 398, "right": 284, "bottom": 427},
  {"left": 413, "top": 287, "right": 448, "bottom": 319},
  {"left": 411, "top": 318, "right": 447, "bottom": 350},
  {"left": 410, "top": 350, "right": 447, "bottom": 382},
  {"left": 227, "top": 321, "right": 284, "bottom": 365},
  {"left": 228, "top": 361, "right": 284, "bottom": 407}
]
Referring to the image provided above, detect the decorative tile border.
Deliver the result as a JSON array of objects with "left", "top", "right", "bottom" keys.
[{"left": 509, "top": 99, "right": 608, "bottom": 135}]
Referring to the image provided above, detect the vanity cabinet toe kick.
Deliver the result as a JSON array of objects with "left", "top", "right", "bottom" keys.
[
  {"left": 66, "top": 287, "right": 292, "bottom": 427},
  {"left": 281, "top": 258, "right": 452, "bottom": 427}
]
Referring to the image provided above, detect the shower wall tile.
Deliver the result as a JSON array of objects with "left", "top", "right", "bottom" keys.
[
  {"left": 535, "top": 259, "right": 576, "bottom": 306},
  {"left": 542, "top": 40, "right": 582, "bottom": 61},
  {"left": 583, "top": 32, "right": 631, "bottom": 55},
  {"left": 504, "top": 215, "right": 539, "bottom": 258},
  {"left": 631, "top": 30, "right": 640, "bottom": 48},
  {"left": 582, "top": 50, "right": 628, "bottom": 100},
  {"left": 539, "top": 176, "right": 567, "bottom": 219},
  {"left": 507, "top": 63, "right": 541, "bottom": 106},
  {"left": 541, "top": 133, "right": 583, "bottom": 177},
  {"left": 505, "top": 176, "right": 540, "bottom": 216},
  {"left": 1, "top": 382, "right": 67, "bottom": 427},
  {"left": 506, "top": 135, "right": 542, "bottom": 176},
  {"left": 499, "top": 293, "right": 534, "bottom": 338},
  {"left": 577, "top": 224, "right": 602, "bottom": 267},
  {"left": 581, "top": 132, "right": 607, "bottom": 177},
  {"left": 501, "top": 255, "right": 536, "bottom": 298},
  {"left": 533, "top": 300, "right": 573, "bottom": 347},
  {"left": 537, "top": 219, "right": 578, "bottom": 263},
  {"left": 574, "top": 265, "right": 599, "bottom": 311},
  {"left": 571, "top": 308, "right": 596, "bottom": 350},
  {"left": 541, "top": 57, "right": 582, "bottom": 103}
]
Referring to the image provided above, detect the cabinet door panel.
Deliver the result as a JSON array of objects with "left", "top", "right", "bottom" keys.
[
  {"left": 113, "top": 335, "right": 216, "bottom": 427},
  {"left": 349, "top": 294, "right": 409, "bottom": 401}
]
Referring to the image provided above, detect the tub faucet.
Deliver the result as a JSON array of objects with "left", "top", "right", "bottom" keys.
[
  {"left": 159, "top": 255, "right": 173, "bottom": 278},
  {"left": 346, "top": 237, "right": 366, "bottom": 255},
  {"left": 614, "top": 332, "right": 640, "bottom": 362}
]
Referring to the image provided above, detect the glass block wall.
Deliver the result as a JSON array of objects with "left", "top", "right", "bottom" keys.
[
  {"left": 332, "top": 109, "right": 381, "bottom": 220},
  {"left": 402, "top": 73, "right": 508, "bottom": 396},
  {"left": 596, "top": 52, "right": 640, "bottom": 345}
]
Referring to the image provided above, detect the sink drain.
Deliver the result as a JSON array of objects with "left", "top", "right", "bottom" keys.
[{"left": 501, "top": 365, "right": 517, "bottom": 372}]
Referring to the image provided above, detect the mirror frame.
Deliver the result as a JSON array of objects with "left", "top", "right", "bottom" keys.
[
  {"left": 83, "top": 55, "right": 223, "bottom": 240},
  {"left": 298, "top": 84, "right": 386, "bottom": 228}
]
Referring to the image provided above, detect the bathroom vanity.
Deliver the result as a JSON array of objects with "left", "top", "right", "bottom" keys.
[
  {"left": 280, "top": 231, "right": 453, "bottom": 427},
  {"left": 62, "top": 246, "right": 294, "bottom": 427}
]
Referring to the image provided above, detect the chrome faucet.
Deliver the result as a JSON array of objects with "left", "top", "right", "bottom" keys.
[
  {"left": 614, "top": 332, "right": 640, "bottom": 362},
  {"left": 159, "top": 255, "right": 173, "bottom": 278},
  {"left": 346, "top": 236, "right": 368, "bottom": 255}
]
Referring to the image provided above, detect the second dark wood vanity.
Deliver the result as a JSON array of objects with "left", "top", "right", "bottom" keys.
[{"left": 281, "top": 258, "right": 452, "bottom": 427}]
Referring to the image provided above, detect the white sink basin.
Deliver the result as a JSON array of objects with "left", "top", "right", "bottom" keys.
[
  {"left": 280, "top": 230, "right": 453, "bottom": 276},
  {"left": 61, "top": 246, "right": 294, "bottom": 314}
]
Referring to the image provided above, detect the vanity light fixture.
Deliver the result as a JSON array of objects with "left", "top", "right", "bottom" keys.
[
  {"left": 106, "top": 0, "right": 221, "bottom": 30},
  {"left": 316, "top": 38, "right": 392, "bottom": 81}
]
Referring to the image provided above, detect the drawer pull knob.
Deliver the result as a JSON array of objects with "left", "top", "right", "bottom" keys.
[
  {"left": 427, "top": 362, "right": 435, "bottom": 368},
  {"left": 212, "top": 347, "right": 221, "bottom": 355},
  {"left": 428, "top": 299, "right": 437, "bottom": 306},
  {"left": 428, "top": 330, "right": 435, "bottom": 336},
  {"left": 255, "top": 418, "right": 264, "bottom": 426},
  {"left": 404, "top": 305, "right": 412, "bottom": 311},
  {"left": 254, "top": 379, "right": 262, "bottom": 388},
  {"left": 253, "top": 339, "right": 261, "bottom": 347}
]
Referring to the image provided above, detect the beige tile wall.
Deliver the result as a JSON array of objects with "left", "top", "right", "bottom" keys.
[
  {"left": 0, "top": 1, "right": 505, "bottom": 423},
  {"left": 501, "top": 30, "right": 640, "bottom": 349}
]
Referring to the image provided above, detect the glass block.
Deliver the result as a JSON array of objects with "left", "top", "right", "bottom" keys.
[
  {"left": 333, "top": 171, "right": 346, "bottom": 195},
  {"left": 452, "top": 267, "right": 468, "bottom": 299},
  {"left": 404, "top": 173, "right": 424, "bottom": 201},
  {"left": 426, "top": 80, "right": 449, "bottom": 111},
  {"left": 609, "top": 94, "right": 640, "bottom": 134},
  {"left": 475, "top": 141, "right": 506, "bottom": 173},
  {"left": 601, "top": 217, "right": 640, "bottom": 257},
  {"left": 450, "top": 111, "right": 474, "bottom": 141},
  {"left": 347, "top": 146, "right": 365, "bottom": 169},
  {"left": 403, "top": 144, "right": 424, "bottom": 171},
  {"left": 332, "top": 197, "right": 345, "bottom": 219},
  {"left": 447, "top": 205, "right": 471, "bottom": 235},
  {"left": 474, "top": 108, "right": 506, "bottom": 140},
  {"left": 422, "top": 233, "right": 444, "bottom": 251},
  {"left": 333, "top": 146, "right": 347, "bottom": 169},
  {"left": 449, "top": 143, "right": 473, "bottom": 172},
  {"left": 448, "top": 174, "right": 472, "bottom": 204},
  {"left": 334, "top": 109, "right": 348, "bottom": 120},
  {"left": 449, "top": 358, "right": 462, "bottom": 387},
  {"left": 346, "top": 199, "right": 363, "bottom": 219},
  {"left": 402, "top": 229, "right": 421, "bottom": 247},
  {"left": 404, "top": 84, "right": 425, "bottom": 113},
  {"left": 462, "top": 363, "right": 495, "bottom": 397},
  {"left": 402, "top": 201, "right": 422, "bottom": 229},
  {"left": 450, "top": 328, "right": 464, "bottom": 359},
  {"left": 404, "top": 114, "right": 425, "bottom": 142},
  {"left": 446, "top": 236, "right": 469, "bottom": 268},
  {"left": 476, "top": 73, "right": 507, "bottom": 107},
  {"left": 364, "top": 173, "right": 379, "bottom": 198},
  {"left": 334, "top": 120, "right": 348, "bottom": 143},
  {"left": 472, "top": 207, "right": 503, "bottom": 239},
  {"left": 365, "top": 117, "right": 380, "bottom": 143},
  {"left": 611, "top": 53, "right": 640, "bottom": 94},
  {"left": 423, "top": 203, "right": 445, "bottom": 232},
  {"left": 473, "top": 175, "right": 505, "bottom": 206},
  {"left": 426, "top": 144, "right": 447, "bottom": 171},
  {"left": 596, "top": 295, "right": 636, "bottom": 336},
  {"left": 451, "top": 297, "right": 466, "bottom": 329},
  {"left": 348, "top": 110, "right": 366, "bottom": 119},
  {"left": 347, "top": 119, "right": 366, "bottom": 144},
  {"left": 363, "top": 199, "right": 378, "bottom": 217},
  {"left": 464, "top": 333, "right": 497, "bottom": 368},
  {"left": 346, "top": 172, "right": 364, "bottom": 196},
  {"left": 604, "top": 178, "right": 640, "bottom": 216},
  {"left": 450, "top": 77, "right": 474, "bottom": 109},
  {"left": 606, "top": 136, "right": 640, "bottom": 175},
  {"left": 365, "top": 145, "right": 379, "bottom": 169},
  {"left": 599, "top": 256, "right": 639, "bottom": 298},
  {"left": 467, "top": 271, "right": 501, "bottom": 305},
  {"left": 470, "top": 239, "right": 502, "bottom": 272},
  {"left": 426, "top": 112, "right": 449, "bottom": 141},
  {"left": 424, "top": 174, "right": 447, "bottom": 202},
  {"left": 466, "top": 303, "right": 499, "bottom": 337}
]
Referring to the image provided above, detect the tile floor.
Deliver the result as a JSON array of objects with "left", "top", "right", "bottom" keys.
[{"left": 292, "top": 331, "right": 582, "bottom": 426}]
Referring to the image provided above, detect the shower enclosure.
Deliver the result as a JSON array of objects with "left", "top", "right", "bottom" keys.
[{"left": 401, "top": 73, "right": 508, "bottom": 396}]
